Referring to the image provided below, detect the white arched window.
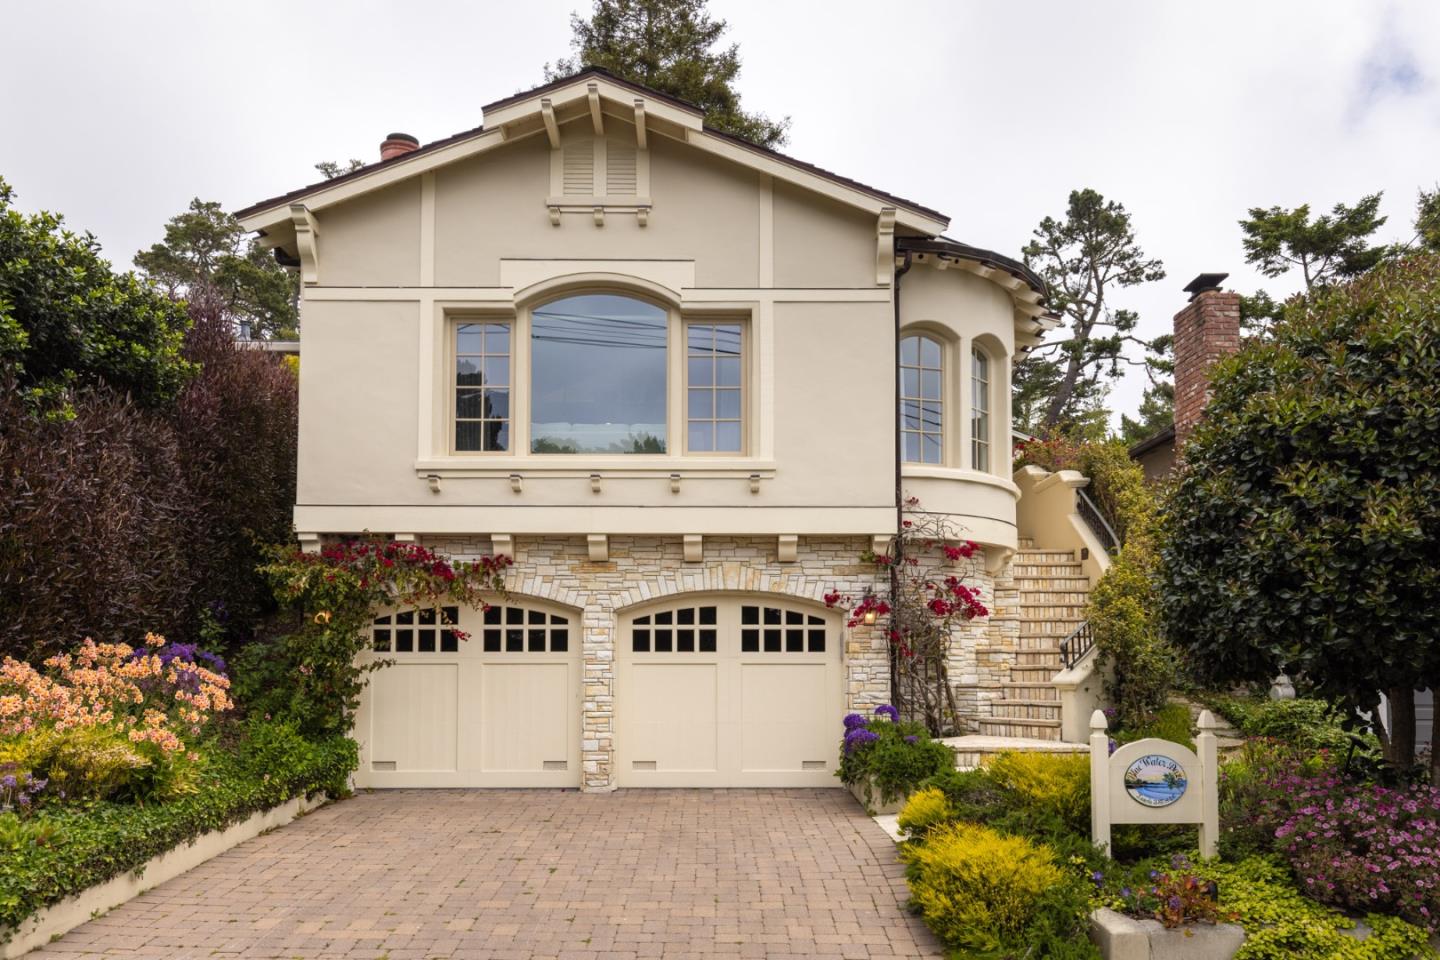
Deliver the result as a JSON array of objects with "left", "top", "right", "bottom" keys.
[
  {"left": 971, "top": 346, "right": 991, "bottom": 472},
  {"left": 900, "top": 334, "right": 943, "bottom": 464}
]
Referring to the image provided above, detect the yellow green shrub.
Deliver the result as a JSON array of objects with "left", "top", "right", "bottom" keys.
[
  {"left": 903, "top": 822, "right": 1063, "bottom": 950},
  {"left": 897, "top": 786, "right": 952, "bottom": 837},
  {"left": 2, "top": 726, "right": 151, "bottom": 801},
  {"left": 984, "top": 751, "right": 1090, "bottom": 827}
]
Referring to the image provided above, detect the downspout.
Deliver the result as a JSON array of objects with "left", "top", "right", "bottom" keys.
[{"left": 891, "top": 250, "right": 913, "bottom": 709}]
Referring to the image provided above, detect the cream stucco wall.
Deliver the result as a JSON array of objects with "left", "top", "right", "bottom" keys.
[
  {"left": 897, "top": 260, "right": 1021, "bottom": 552},
  {"left": 288, "top": 114, "right": 1028, "bottom": 555}
]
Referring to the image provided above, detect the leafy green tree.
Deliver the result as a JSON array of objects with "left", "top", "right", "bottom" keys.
[
  {"left": 1238, "top": 193, "right": 1391, "bottom": 336},
  {"left": 1240, "top": 193, "right": 1389, "bottom": 290},
  {"left": 0, "top": 177, "right": 192, "bottom": 409},
  {"left": 1415, "top": 186, "right": 1440, "bottom": 252},
  {"left": 135, "top": 199, "right": 298, "bottom": 340},
  {"left": 1158, "top": 253, "right": 1440, "bottom": 774},
  {"left": 315, "top": 159, "right": 365, "bottom": 180},
  {"left": 1119, "top": 381, "right": 1173, "bottom": 447},
  {"left": 546, "top": 0, "right": 789, "bottom": 148},
  {"left": 1019, "top": 188, "right": 1167, "bottom": 435}
]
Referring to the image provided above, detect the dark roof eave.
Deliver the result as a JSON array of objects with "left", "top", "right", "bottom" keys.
[
  {"left": 896, "top": 236, "right": 1048, "bottom": 303},
  {"left": 1127, "top": 423, "right": 1176, "bottom": 458}
]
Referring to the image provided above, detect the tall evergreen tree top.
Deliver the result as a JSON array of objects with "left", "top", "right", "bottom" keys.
[{"left": 546, "top": 0, "right": 789, "bottom": 149}]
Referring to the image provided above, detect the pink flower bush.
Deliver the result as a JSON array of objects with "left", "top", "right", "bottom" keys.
[
  {"left": 1265, "top": 768, "right": 1440, "bottom": 930},
  {"left": 0, "top": 633, "right": 232, "bottom": 755}
]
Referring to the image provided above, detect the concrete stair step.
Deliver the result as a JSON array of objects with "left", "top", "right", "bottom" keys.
[
  {"left": 1013, "top": 549, "right": 1078, "bottom": 560},
  {"left": 976, "top": 718, "right": 1063, "bottom": 740},
  {"left": 991, "top": 704, "right": 1064, "bottom": 720}
]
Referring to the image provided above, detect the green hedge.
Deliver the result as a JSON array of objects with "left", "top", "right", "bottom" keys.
[{"left": 0, "top": 725, "right": 356, "bottom": 937}]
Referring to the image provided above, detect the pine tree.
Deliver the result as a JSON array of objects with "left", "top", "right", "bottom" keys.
[{"left": 546, "top": 0, "right": 789, "bottom": 148}]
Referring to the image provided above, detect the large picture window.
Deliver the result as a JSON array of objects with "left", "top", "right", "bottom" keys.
[
  {"left": 686, "top": 322, "right": 743, "bottom": 453},
  {"left": 530, "top": 294, "right": 668, "bottom": 454},
  {"left": 454, "top": 321, "right": 510, "bottom": 452},
  {"left": 900, "top": 334, "right": 943, "bottom": 464},
  {"left": 972, "top": 347, "right": 991, "bottom": 472}
]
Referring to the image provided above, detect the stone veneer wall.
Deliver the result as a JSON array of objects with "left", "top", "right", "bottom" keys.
[
  {"left": 422, "top": 534, "right": 890, "bottom": 791},
  {"left": 944, "top": 552, "right": 1020, "bottom": 730},
  {"left": 400, "top": 533, "right": 1016, "bottom": 789}
]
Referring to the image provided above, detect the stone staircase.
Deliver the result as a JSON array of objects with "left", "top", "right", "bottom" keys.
[{"left": 978, "top": 540, "right": 1092, "bottom": 741}]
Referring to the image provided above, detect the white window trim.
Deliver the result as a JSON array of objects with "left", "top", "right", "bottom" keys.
[
  {"left": 416, "top": 288, "right": 770, "bottom": 478},
  {"left": 971, "top": 345, "right": 993, "bottom": 474}
]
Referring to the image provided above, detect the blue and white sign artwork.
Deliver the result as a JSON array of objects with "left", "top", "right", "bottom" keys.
[{"left": 1123, "top": 754, "right": 1188, "bottom": 808}]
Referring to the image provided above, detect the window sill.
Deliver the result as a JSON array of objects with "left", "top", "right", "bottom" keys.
[
  {"left": 415, "top": 456, "right": 776, "bottom": 479},
  {"left": 901, "top": 465, "right": 1020, "bottom": 497}
]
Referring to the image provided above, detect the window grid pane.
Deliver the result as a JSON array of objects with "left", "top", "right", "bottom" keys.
[
  {"left": 900, "top": 335, "right": 943, "bottom": 464},
  {"left": 686, "top": 322, "right": 743, "bottom": 452},
  {"left": 455, "top": 321, "right": 511, "bottom": 452},
  {"left": 972, "top": 348, "right": 990, "bottom": 472}
]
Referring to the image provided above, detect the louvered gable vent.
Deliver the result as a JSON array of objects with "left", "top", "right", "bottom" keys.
[
  {"left": 562, "top": 138, "right": 594, "bottom": 196},
  {"left": 606, "top": 140, "right": 638, "bottom": 196}
]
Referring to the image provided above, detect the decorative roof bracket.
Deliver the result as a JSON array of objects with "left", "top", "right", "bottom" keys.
[
  {"left": 876, "top": 207, "right": 896, "bottom": 286},
  {"left": 288, "top": 203, "right": 320, "bottom": 284}
]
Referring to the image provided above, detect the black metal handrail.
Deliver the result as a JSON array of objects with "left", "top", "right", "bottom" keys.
[
  {"left": 1059, "top": 621, "right": 1095, "bottom": 670},
  {"left": 1076, "top": 488, "right": 1121, "bottom": 555}
]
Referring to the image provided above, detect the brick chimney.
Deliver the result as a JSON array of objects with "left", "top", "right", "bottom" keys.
[
  {"left": 380, "top": 132, "right": 420, "bottom": 162},
  {"left": 1173, "top": 273, "right": 1241, "bottom": 448}
]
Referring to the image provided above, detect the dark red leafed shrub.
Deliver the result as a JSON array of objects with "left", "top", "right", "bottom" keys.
[
  {"left": 170, "top": 297, "right": 298, "bottom": 635},
  {"left": 0, "top": 383, "right": 198, "bottom": 660},
  {"left": 0, "top": 299, "right": 298, "bottom": 662}
]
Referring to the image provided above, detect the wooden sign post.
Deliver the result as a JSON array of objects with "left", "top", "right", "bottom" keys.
[{"left": 1090, "top": 708, "right": 1220, "bottom": 858}]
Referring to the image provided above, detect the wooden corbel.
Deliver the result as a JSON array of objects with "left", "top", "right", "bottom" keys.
[
  {"left": 541, "top": 98, "right": 560, "bottom": 149},
  {"left": 777, "top": 535, "right": 798, "bottom": 564},
  {"left": 633, "top": 99, "right": 647, "bottom": 148},
  {"left": 491, "top": 534, "right": 513, "bottom": 558},
  {"left": 875, "top": 207, "right": 896, "bottom": 287},
  {"left": 588, "top": 82, "right": 604, "bottom": 135},
  {"left": 548, "top": 206, "right": 562, "bottom": 227},
  {"left": 683, "top": 535, "right": 703, "bottom": 563},
  {"left": 288, "top": 203, "right": 320, "bottom": 284},
  {"left": 593, "top": 206, "right": 605, "bottom": 227}
]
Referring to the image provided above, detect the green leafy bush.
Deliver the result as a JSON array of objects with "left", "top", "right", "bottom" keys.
[
  {"left": 837, "top": 709, "right": 954, "bottom": 808},
  {"left": 984, "top": 751, "right": 1091, "bottom": 830},
  {"left": 903, "top": 821, "right": 1089, "bottom": 955},
  {"left": 1209, "top": 696, "right": 1355, "bottom": 753},
  {"left": 1201, "top": 857, "right": 1435, "bottom": 960},
  {"left": 1158, "top": 254, "right": 1440, "bottom": 772},
  {"left": 0, "top": 723, "right": 355, "bottom": 937},
  {"left": 896, "top": 786, "right": 951, "bottom": 838},
  {"left": 1115, "top": 701, "right": 1194, "bottom": 751}
]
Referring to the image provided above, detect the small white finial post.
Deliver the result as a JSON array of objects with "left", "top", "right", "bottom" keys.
[
  {"left": 1089, "top": 709, "right": 1111, "bottom": 854},
  {"left": 1196, "top": 710, "right": 1219, "bottom": 858}
]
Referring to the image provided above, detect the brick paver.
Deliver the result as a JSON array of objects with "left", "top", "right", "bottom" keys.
[{"left": 34, "top": 789, "right": 941, "bottom": 959}]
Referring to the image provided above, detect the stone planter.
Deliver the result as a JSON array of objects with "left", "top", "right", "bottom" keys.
[
  {"left": 1090, "top": 908, "right": 1245, "bottom": 960},
  {"left": 846, "top": 777, "right": 906, "bottom": 815}
]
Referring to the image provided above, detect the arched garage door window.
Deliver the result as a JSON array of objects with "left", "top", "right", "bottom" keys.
[{"left": 617, "top": 596, "right": 842, "bottom": 787}]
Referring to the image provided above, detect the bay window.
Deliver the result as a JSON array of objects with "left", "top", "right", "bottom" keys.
[{"left": 900, "top": 334, "right": 943, "bottom": 464}]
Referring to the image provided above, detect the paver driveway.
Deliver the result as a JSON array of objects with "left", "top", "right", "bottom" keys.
[{"left": 35, "top": 789, "right": 941, "bottom": 959}]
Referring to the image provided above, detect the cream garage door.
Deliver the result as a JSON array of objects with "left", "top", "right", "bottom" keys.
[
  {"left": 616, "top": 598, "right": 843, "bottom": 787},
  {"left": 355, "top": 601, "right": 581, "bottom": 788}
]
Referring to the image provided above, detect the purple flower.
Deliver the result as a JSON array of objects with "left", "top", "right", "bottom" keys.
[
  {"left": 874, "top": 704, "right": 899, "bottom": 723},
  {"left": 904, "top": 735, "right": 919, "bottom": 744},
  {"left": 0, "top": 775, "right": 15, "bottom": 790},
  {"left": 843, "top": 728, "right": 881, "bottom": 754}
]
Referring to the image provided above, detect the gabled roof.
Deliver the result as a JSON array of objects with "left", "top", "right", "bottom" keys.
[{"left": 235, "top": 67, "right": 949, "bottom": 233}]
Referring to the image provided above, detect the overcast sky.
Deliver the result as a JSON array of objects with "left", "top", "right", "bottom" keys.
[{"left": 4, "top": 1, "right": 1438, "bottom": 425}]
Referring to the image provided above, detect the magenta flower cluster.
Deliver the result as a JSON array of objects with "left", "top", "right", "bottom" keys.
[{"left": 1269, "top": 771, "right": 1440, "bottom": 930}]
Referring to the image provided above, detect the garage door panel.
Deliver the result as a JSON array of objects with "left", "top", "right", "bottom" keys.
[
  {"left": 369, "top": 663, "right": 459, "bottom": 773},
  {"left": 739, "top": 662, "right": 834, "bottom": 774},
  {"left": 357, "top": 600, "right": 581, "bottom": 788},
  {"left": 626, "top": 662, "right": 719, "bottom": 774},
  {"left": 480, "top": 662, "right": 574, "bottom": 773}
]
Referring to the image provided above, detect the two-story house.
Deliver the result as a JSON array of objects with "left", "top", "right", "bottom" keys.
[{"left": 235, "top": 68, "right": 1060, "bottom": 792}]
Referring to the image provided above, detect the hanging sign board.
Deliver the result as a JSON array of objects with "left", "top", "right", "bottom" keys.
[{"left": 1089, "top": 709, "right": 1220, "bottom": 858}]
